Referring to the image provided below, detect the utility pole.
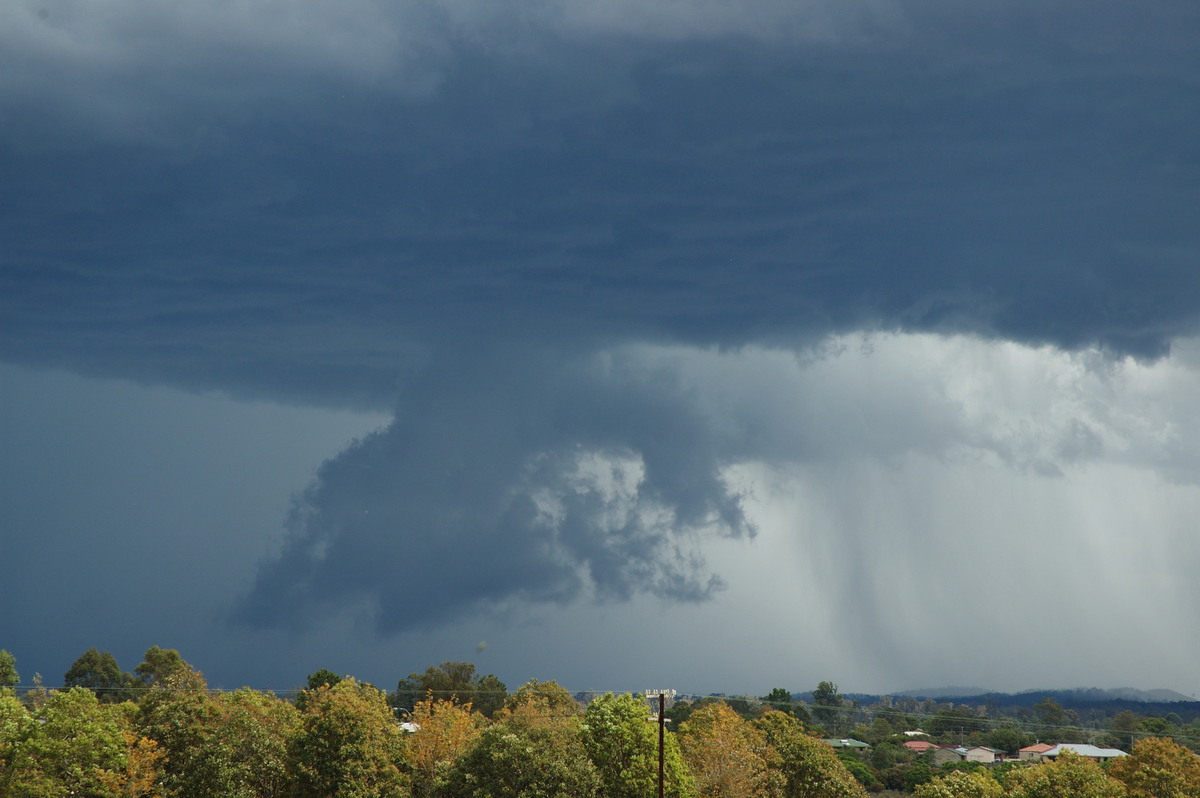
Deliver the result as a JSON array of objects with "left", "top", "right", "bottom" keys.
[
  {"left": 644, "top": 689, "right": 676, "bottom": 798},
  {"left": 658, "top": 692, "right": 665, "bottom": 798}
]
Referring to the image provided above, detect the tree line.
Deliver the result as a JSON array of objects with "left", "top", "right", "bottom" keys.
[{"left": 1, "top": 649, "right": 1198, "bottom": 797}]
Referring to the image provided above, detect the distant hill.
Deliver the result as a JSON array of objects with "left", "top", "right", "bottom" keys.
[
  {"left": 896, "top": 686, "right": 1196, "bottom": 703},
  {"left": 894, "top": 687, "right": 991, "bottom": 700},
  {"left": 865, "top": 686, "right": 1200, "bottom": 724}
]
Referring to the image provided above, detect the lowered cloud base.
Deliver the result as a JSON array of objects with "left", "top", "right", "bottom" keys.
[{"left": 222, "top": 332, "right": 1200, "bottom": 693}]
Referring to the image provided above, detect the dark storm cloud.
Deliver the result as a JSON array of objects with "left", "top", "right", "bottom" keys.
[
  {"left": 4, "top": 1, "right": 1200, "bottom": 636},
  {"left": 233, "top": 345, "right": 747, "bottom": 632},
  {"left": 4, "top": 0, "right": 1198, "bottom": 408}
]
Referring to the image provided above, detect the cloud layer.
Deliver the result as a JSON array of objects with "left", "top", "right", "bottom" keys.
[
  {"left": 235, "top": 333, "right": 1200, "bottom": 640},
  {"left": 3, "top": 0, "right": 1199, "bottom": 691},
  {"left": 5, "top": 0, "right": 1198, "bottom": 406}
]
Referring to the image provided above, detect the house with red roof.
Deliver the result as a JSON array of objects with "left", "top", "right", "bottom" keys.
[{"left": 1018, "top": 742, "right": 1054, "bottom": 760}]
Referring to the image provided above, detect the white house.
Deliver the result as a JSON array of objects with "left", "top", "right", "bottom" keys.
[{"left": 1040, "top": 743, "right": 1127, "bottom": 762}]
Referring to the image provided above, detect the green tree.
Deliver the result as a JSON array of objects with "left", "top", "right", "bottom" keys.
[
  {"left": 7, "top": 687, "right": 132, "bottom": 797},
  {"left": 1006, "top": 751, "right": 1126, "bottom": 798},
  {"left": 915, "top": 769, "right": 1003, "bottom": 798},
  {"left": 497, "top": 679, "right": 584, "bottom": 733},
  {"left": 762, "top": 687, "right": 810, "bottom": 721},
  {"left": 134, "top": 646, "right": 192, "bottom": 687},
  {"left": 185, "top": 688, "right": 300, "bottom": 798},
  {"left": 869, "top": 741, "right": 901, "bottom": 769},
  {"left": 812, "top": 681, "right": 846, "bottom": 734},
  {"left": 434, "top": 722, "right": 600, "bottom": 798},
  {"left": 297, "top": 669, "right": 345, "bottom": 711},
  {"left": 1106, "top": 737, "right": 1200, "bottom": 798},
  {"left": 905, "top": 760, "right": 934, "bottom": 792},
  {"left": 926, "top": 708, "right": 988, "bottom": 740},
  {"left": 289, "top": 678, "right": 409, "bottom": 798},
  {"left": 307, "top": 668, "right": 344, "bottom": 690},
  {"left": 36, "top": 687, "right": 129, "bottom": 792},
  {"left": 137, "top": 666, "right": 225, "bottom": 795},
  {"left": 678, "top": 701, "right": 782, "bottom": 798},
  {"left": 754, "top": 709, "right": 867, "bottom": 798},
  {"left": 395, "top": 661, "right": 508, "bottom": 718},
  {"left": 64, "top": 647, "right": 137, "bottom": 702},
  {"left": 0, "top": 650, "right": 18, "bottom": 688},
  {"left": 764, "top": 688, "right": 793, "bottom": 708},
  {"left": 986, "top": 726, "right": 1030, "bottom": 756},
  {"left": 1032, "top": 698, "right": 1069, "bottom": 728},
  {"left": 580, "top": 692, "right": 695, "bottom": 798},
  {"left": 1108, "top": 710, "right": 1143, "bottom": 750},
  {"left": 0, "top": 689, "right": 47, "bottom": 796}
]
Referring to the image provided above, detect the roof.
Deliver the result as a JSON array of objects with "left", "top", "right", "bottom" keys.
[
  {"left": 1042, "top": 743, "right": 1127, "bottom": 759},
  {"left": 824, "top": 738, "right": 870, "bottom": 749},
  {"left": 903, "top": 740, "right": 938, "bottom": 751},
  {"left": 1020, "top": 743, "right": 1054, "bottom": 753}
]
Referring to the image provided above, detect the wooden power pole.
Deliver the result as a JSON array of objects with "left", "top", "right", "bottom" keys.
[{"left": 658, "top": 692, "right": 665, "bottom": 798}]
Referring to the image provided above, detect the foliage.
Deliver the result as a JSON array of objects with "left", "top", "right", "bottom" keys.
[
  {"left": 0, "top": 650, "right": 17, "bottom": 688},
  {"left": 1005, "top": 751, "right": 1127, "bottom": 798},
  {"left": 137, "top": 664, "right": 298, "bottom": 797},
  {"left": 64, "top": 647, "right": 138, "bottom": 703},
  {"left": 496, "top": 679, "right": 583, "bottom": 733},
  {"left": 915, "top": 769, "right": 1004, "bottom": 798},
  {"left": 754, "top": 709, "right": 867, "bottom": 798},
  {"left": 96, "top": 730, "right": 169, "bottom": 798},
  {"left": 838, "top": 755, "right": 879, "bottom": 790},
  {"left": 307, "top": 668, "right": 344, "bottom": 690},
  {"left": 0, "top": 689, "right": 45, "bottom": 796},
  {"left": 289, "top": 678, "right": 409, "bottom": 798},
  {"left": 1107, "top": 711, "right": 1143, "bottom": 750},
  {"left": 395, "top": 661, "right": 508, "bottom": 718},
  {"left": 0, "top": 686, "right": 135, "bottom": 797},
  {"left": 1105, "top": 736, "right": 1200, "bottom": 798},
  {"left": 434, "top": 722, "right": 600, "bottom": 798},
  {"left": 926, "top": 708, "right": 988, "bottom": 738},
  {"left": 409, "top": 695, "right": 483, "bottom": 797},
  {"left": 678, "top": 701, "right": 782, "bottom": 798},
  {"left": 985, "top": 726, "right": 1030, "bottom": 756},
  {"left": 904, "top": 759, "right": 934, "bottom": 791},
  {"left": 869, "top": 740, "right": 902, "bottom": 769},
  {"left": 137, "top": 666, "right": 225, "bottom": 795},
  {"left": 764, "top": 688, "right": 793, "bottom": 708},
  {"left": 812, "top": 681, "right": 846, "bottom": 734},
  {"left": 580, "top": 692, "right": 695, "bottom": 798},
  {"left": 187, "top": 688, "right": 300, "bottom": 798},
  {"left": 134, "top": 646, "right": 192, "bottom": 687}
]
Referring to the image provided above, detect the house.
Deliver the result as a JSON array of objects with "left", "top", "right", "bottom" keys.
[
  {"left": 903, "top": 740, "right": 938, "bottom": 754},
  {"left": 1018, "top": 742, "right": 1054, "bottom": 760},
  {"left": 1040, "top": 743, "right": 1127, "bottom": 762},
  {"left": 932, "top": 746, "right": 967, "bottom": 766},
  {"left": 824, "top": 738, "right": 871, "bottom": 750},
  {"left": 961, "top": 746, "right": 999, "bottom": 764}
]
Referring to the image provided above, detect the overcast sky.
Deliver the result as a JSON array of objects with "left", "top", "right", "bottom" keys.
[{"left": 2, "top": 0, "right": 1199, "bottom": 699}]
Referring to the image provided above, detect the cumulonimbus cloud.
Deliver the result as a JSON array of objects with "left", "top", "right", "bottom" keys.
[
  {"left": 233, "top": 345, "right": 753, "bottom": 632},
  {"left": 4, "top": 0, "right": 1199, "bottom": 650},
  {"left": 234, "top": 332, "right": 1200, "bottom": 633}
]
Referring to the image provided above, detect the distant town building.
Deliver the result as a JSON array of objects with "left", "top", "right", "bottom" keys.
[
  {"left": 1040, "top": 743, "right": 1127, "bottom": 762},
  {"left": 1018, "top": 742, "right": 1054, "bottom": 760},
  {"left": 931, "top": 746, "right": 967, "bottom": 766}
]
